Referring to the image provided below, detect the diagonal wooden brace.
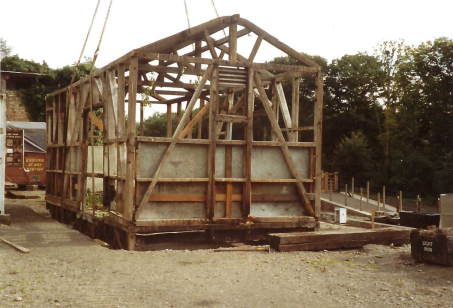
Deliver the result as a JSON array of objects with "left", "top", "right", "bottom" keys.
[
  {"left": 254, "top": 72, "right": 315, "bottom": 217},
  {"left": 134, "top": 65, "right": 214, "bottom": 220}
]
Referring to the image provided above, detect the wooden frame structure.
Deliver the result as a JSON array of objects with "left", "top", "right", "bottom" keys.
[{"left": 45, "top": 15, "right": 323, "bottom": 250}]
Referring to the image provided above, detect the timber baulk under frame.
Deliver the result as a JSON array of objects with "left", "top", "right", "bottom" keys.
[{"left": 45, "top": 15, "right": 323, "bottom": 250}]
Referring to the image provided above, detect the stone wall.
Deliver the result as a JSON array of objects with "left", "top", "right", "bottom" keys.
[{"left": 5, "top": 91, "right": 29, "bottom": 122}]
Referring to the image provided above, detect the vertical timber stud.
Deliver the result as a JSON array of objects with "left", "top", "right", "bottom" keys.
[
  {"left": 166, "top": 104, "right": 172, "bottom": 137},
  {"left": 314, "top": 70, "right": 324, "bottom": 218},
  {"left": 244, "top": 67, "right": 254, "bottom": 219},
  {"left": 124, "top": 57, "right": 138, "bottom": 222},
  {"left": 116, "top": 64, "right": 126, "bottom": 214},
  {"left": 208, "top": 65, "right": 219, "bottom": 220},
  {"left": 291, "top": 78, "right": 300, "bottom": 142}
]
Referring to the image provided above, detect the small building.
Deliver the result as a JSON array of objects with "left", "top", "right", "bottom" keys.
[
  {"left": 5, "top": 121, "right": 46, "bottom": 187},
  {"left": 1, "top": 70, "right": 45, "bottom": 122}
]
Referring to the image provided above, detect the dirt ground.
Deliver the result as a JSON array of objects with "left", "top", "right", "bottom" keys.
[{"left": 1, "top": 198, "right": 453, "bottom": 308}]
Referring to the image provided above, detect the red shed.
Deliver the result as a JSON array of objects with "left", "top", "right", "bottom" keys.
[{"left": 5, "top": 121, "right": 46, "bottom": 187}]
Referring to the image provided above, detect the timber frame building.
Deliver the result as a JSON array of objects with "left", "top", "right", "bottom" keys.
[{"left": 45, "top": 15, "right": 323, "bottom": 250}]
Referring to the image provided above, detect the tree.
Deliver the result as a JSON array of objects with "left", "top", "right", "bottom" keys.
[
  {"left": 324, "top": 53, "right": 385, "bottom": 170},
  {"left": 332, "top": 131, "right": 372, "bottom": 182},
  {"left": 374, "top": 40, "right": 407, "bottom": 180},
  {"left": 0, "top": 38, "right": 11, "bottom": 56},
  {"left": 394, "top": 37, "right": 453, "bottom": 196}
]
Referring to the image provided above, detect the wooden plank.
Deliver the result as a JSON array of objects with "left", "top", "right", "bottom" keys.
[
  {"left": 147, "top": 194, "right": 243, "bottom": 202},
  {"left": 124, "top": 57, "right": 138, "bottom": 221},
  {"left": 276, "top": 237, "right": 410, "bottom": 252},
  {"left": 166, "top": 104, "right": 172, "bottom": 137},
  {"left": 180, "top": 102, "right": 209, "bottom": 139},
  {"left": 134, "top": 65, "right": 214, "bottom": 220},
  {"left": 248, "top": 36, "right": 263, "bottom": 63},
  {"left": 0, "top": 238, "right": 31, "bottom": 253},
  {"left": 204, "top": 30, "right": 218, "bottom": 59},
  {"left": 254, "top": 73, "right": 315, "bottom": 217},
  {"left": 275, "top": 83, "right": 292, "bottom": 140},
  {"left": 243, "top": 67, "right": 254, "bottom": 219},
  {"left": 135, "top": 51, "right": 316, "bottom": 72},
  {"left": 229, "top": 22, "right": 237, "bottom": 62},
  {"left": 198, "top": 99, "right": 204, "bottom": 139},
  {"left": 291, "top": 78, "right": 300, "bottom": 142},
  {"left": 225, "top": 145, "right": 233, "bottom": 218},
  {"left": 88, "top": 111, "right": 104, "bottom": 132},
  {"left": 216, "top": 114, "right": 248, "bottom": 123},
  {"left": 314, "top": 71, "right": 323, "bottom": 218},
  {"left": 238, "top": 18, "right": 320, "bottom": 68},
  {"left": 207, "top": 65, "right": 219, "bottom": 219},
  {"left": 116, "top": 64, "right": 126, "bottom": 214},
  {"left": 269, "top": 229, "right": 412, "bottom": 245}
]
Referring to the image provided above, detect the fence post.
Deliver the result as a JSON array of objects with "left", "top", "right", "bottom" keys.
[
  {"left": 417, "top": 195, "right": 421, "bottom": 212},
  {"left": 324, "top": 172, "right": 328, "bottom": 192},
  {"left": 367, "top": 182, "right": 370, "bottom": 203},
  {"left": 383, "top": 186, "right": 385, "bottom": 210},
  {"left": 345, "top": 184, "right": 348, "bottom": 206},
  {"left": 378, "top": 193, "right": 381, "bottom": 211},
  {"left": 399, "top": 191, "right": 403, "bottom": 212},
  {"left": 329, "top": 180, "right": 332, "bottom": 201},
  {"left": 371, "top": 210, "right": 375, "bottom": 230},
  {"left": 438, "top": 196, "right": 441, "bottom": 214},
  {"left": 360, "top": 188, "right": 363, "bottom": 211},
  {"left": 396, "top": 196, "right": 400, "bottom": 213},
  {"left": 334, "top": 173, "right": 338, "bottom": 191},
  {"left": 351, "top": 177, "right": 354, "bottom": 198}
]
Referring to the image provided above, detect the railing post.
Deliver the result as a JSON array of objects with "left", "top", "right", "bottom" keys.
[
  {"left": 345, "top": 184, "right": 348, "bottom": 206},
  {"left": 367, "top": 181, "right": 370, "bottom": 203},
  {"left": 360, "top": 188, "right": 363, "bottom": 211}
]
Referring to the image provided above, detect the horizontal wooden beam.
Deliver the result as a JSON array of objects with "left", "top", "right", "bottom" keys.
[
  {"left": 134, "top": 52, "right": 319, "bottom": 73},
  {"left": 146, "top": 193, "right": 315, "bottom": 202}
]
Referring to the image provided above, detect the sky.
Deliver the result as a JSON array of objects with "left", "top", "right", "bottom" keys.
[
  {"left": 1, "top": 0, "right": 452, "bottom": 118},
  {"left": 1, "top": 0, "right": 452, "bottom": 69}
]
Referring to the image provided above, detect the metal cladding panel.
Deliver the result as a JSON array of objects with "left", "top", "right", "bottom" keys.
[{"left": 251, "top": 147, "right": 309, "bottom": 179}]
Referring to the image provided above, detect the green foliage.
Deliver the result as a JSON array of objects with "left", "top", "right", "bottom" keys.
[
  {"left": 1, "top": 54, "right": 95, "bottom": 122},
  {"left": 333, "top": 131, "right": 372, "bottom": 182},
  {"left": 2, "top": 55, "right": 51, "bottom": 74},
  {"left": 0, "top": 38, "right": 12, "bottom": 56}
]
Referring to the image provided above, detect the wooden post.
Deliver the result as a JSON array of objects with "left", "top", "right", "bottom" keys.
[
  {"left": 291, "top": 78, "right": 300, "bottom": 142},
  {"left": 360, "top": 188, "right": 363, "bottom": 211},
  {"left": 367, "top": 181, "right": 370, "bottom": 203},
  {"left": 324, "top": 172, "right": 328, "bottom": 193},
  {"left": 334, "top": 172, "right": 338, "bottom": 191},
  {"left": 399, "top": 191, "right": 403, "bottom": 212},
  {"left": 329, "top": 180, "right": 332, "bottom": 201},
  {"left": 166, "top": 104, "right": 172, "bottom": 137},
  {"left": 207, "top": 65, "right": 219, "bottom": 220},
  {"left": 198, "top": 99, "right": 204, "bottom": 139},
  {"left": 417, "top": 195, "right": 421, "bottom": 212},
  {"left": 438, "top": 196, "right": 441, "bottom": 214},
  {"left": 313, "top": 71, "right": 323, "bottom": 218},
  {"left": 371, "top": 210, "right": 375, "bottom": 230},
  {"left": 345, "top": 184, "right": 348, "bottom": 206},
  {"left": 243, "top": 67, "right": 254, "bottom": 219},
  {"left": 124, "top": 57, "right": 138, "bottom": 222},
  {"left": 382, "top": 186, "right": 386, "bottom": 210},
  {"left": 351, "top": 177, "right": 354, "bottom": 198},
  {"left": 377, "top": 193, "right": 381, "bottom": 211}
]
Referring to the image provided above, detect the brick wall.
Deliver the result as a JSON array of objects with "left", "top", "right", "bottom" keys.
[{"left": 6, "top": 91, "right": 29, "bottom": 122}]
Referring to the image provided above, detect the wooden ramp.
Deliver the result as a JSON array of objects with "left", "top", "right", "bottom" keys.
[{"left": 268, "top": 228, "right": 412, "bottom": 252}]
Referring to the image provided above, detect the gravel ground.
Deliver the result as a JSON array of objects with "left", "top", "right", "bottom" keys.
[{"left": 1, "top": 198, "right": 453, "bottom": 308}]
